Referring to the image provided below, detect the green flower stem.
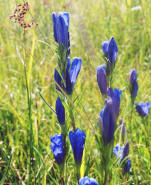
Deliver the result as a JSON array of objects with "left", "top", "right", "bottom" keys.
[
  {"left": 68, "top": 96, "right": 76, "bottom": 131},
  {"left": 102, "top": 142, "right": 113, "bottom": 185},
  {"left": 61, "top": 124, "right": 67, "bottom": 184},
  {"left": 129, "top": 98, "right": 135, "bottom": 132},
  {"left": 76, "top": 163, "right": 81, "bottom": 182}
]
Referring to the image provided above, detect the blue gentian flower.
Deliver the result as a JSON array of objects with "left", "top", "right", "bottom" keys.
[
  {"left": 50, "top": 133, "right": 64, "bottom": 164},
  {"left": 107, "top": 88, "right": 122, "bottom": 120},
  {"left": 100, "top": 108, "right": 104, "bottom": 121},
  {"left": 52, "top": 12, "right": 70, "bottom": 50},
  {"left": 54, "top": 57, "right": 82, "bottom": 94},
  {"left": 96, "top": 64, "right": 107, "bottom": 95},
  {"left": 136, "top": 102, "right": 151, "bottom": 117},
  {"left": 69, "top": 128, "right": 86, "bottom": 164},
  {"left": 108, "top": 37, "right": 118, "bottom": 64},
  {"left": 102, "top": 37, "right": 118, "bottom": 64},
  {"left": 79, "top": 176, "right": 98, "bottom": 185},
  {"left": 113, "top": 142, "right": 131, "bottom": 173},
  {"left": 129, "top": 69, "right": 138, "bottom": 98},
  {"left": 121, "top": 142, "right": 129, "bottom": 162},
  {"left": 56, "top": 98, "right": 65, "bottom": 124},
  {"left": 129, "top": 69, "right": 137, "bottom": 84},
  {"left": 124, "top": 160, "right": 131, "bottom": 173},
  {"left": 102, "top": 99, "right": 116, "bottom": 144},
  {"left": 131, "top": 81, "right": 138, "bottom": 98},
  {"left": 102, "top": 41, "right": 109, "bottom": 57}
]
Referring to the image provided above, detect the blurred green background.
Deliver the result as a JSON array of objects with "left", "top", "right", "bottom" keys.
[{"left": 0, "top": 0, "right": 151, "bottom": 184}]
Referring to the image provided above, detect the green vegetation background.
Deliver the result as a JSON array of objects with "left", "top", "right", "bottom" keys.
[{"left": 0, "top": 0, "right": 151, "bottom": 184}]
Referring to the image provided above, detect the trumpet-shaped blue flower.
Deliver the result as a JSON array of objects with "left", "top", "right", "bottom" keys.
[
  {"left": 56, "top": 98, "right": 65, "bottom": 124},
  {"left": 102, "top": 37, "right": 118, "bottom": 64},
  {"left": 69, "top": 128, "right": 86, "bottom": 164},
  {"left": 113, "top": 142, "right": 131, "bottom": 173},
  {"left": 101, "top": 99, "right": 116, "bottom": 144},
  {"left": 107, "top": 88, "right": 122, "bottom": 120},
  {"left": 96, "top": 64, "right": 107, "bottom": 95},
  {"left": 136, "top": 102, "right": 151, "bottom": 117},
  {"left": 52, "top": 12, "right": 70, "bottom": 50},
  {"left": 129, "top": 69, "right": 138, "bottom": 98},
  {"left": 50, "top": 133, "right": 64, "bottom": 164},
  {"left": 54, "top": 57, "right": 82, "bottom": 94},
  {"left": 79, "top": 176, "right": 98, "bottom": 185}
]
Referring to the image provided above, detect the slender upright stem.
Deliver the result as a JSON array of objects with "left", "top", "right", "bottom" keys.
[
  {"left": 24, "top": 65, "right": 33, "bottom": 184},
  {"left": 68, "top": 96, "right": 76, "bottom": 131},
  {"left": 76, "top": 163, "right": 80, "bottom": 182},
  {"left": 23, "top": 33, "right": 33, "bottom": 184}
]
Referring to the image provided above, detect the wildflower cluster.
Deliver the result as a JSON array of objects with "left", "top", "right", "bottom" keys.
[
  {"left": 95, "top": 37, "right": 133, "bottom": 184},
  {"left": 49, "top": 12, "right": 150, "bottom": 185},
  {"left": 50, "top": 12, "right": 88, "bottom": 184},
  {"left": 9, "top": 2, "right": 37, "bottom": 31}
]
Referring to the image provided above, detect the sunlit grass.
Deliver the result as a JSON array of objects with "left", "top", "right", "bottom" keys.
[{"left": 0, "top": 0, "right": 151, "bottom": 184}]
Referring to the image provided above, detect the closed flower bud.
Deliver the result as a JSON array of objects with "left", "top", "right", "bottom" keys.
[
  {"left": 108, "top": 37, "right": 118, "bottom": 64},
  {"left": 131, "top": 80, "right": 138, "bottom": 98},
  {"left": 96, "top": 64, "right": 107, "bottom": 95},
  {"left": 79, "top": 176, "right": 98, "bottom": 185},
  {"left": 50, "top": 133, "right": 64, "bottom": 164},
  {"left": 102, "top": 41, "right": 109, "bottom": 57},
  {"left": 129, "top": 69, "right": 137, "bottom": 84},
  {"left": 136, "top": 102, "right": 151, "bottom": 117},
  {"left": 121, "top": 142, "right": 129, "bottom": 162},
  {"left": 102, "top": 99, "right": 116, "bottom": 144},
  {"left": 102, "top": 37, "right": 118, "bottom": 64},
  {"left": 52, "top": 12, "right": 70, "bottom": 50},
  {"left": 124, "top": 159, "right": 131, "bottom": 173},
  {"left": 69, "top": 129, "right": 86, "bottom": 164},
  {"left": 56, "top": 98, "right": 65, "bottom": 124},
  {"left": 129, "top": 69, "right": 138, "bottom": 98},
  {"left": 107, "top": 88, "right": 122, "bottom": 120}
]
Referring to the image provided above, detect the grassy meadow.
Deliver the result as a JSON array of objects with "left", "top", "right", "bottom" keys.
[{"left": 0, "top": 0, "right": 151, "bottom": 184}]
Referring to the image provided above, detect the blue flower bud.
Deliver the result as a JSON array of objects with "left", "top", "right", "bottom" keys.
[
  {"left": 79, "top": 176, "right": 98, "bottom": 185},
  {"left": 129, "top": 69, "right": 138, "bottom": 98},
  {"left": 96, "top": 64, "right": 107, "bottom": 95},
  {"left": 69, "top": 57, "right": 82, "bottom": 87},
  {"left": 113, "top": 142, "right": 131, "bottom": 173},
  {"left": 54, "top": 58, "right": 82, "bottom": 95},
  {"left": 102, "top": 99, "right": 116, "bottom": 144},
  {"left": 102, "top": 41, "right": 109, "bottom": 57},
  {"left": 56, "top": 98, "right": 65, "bottom": 124},
  {"left": 129, "top": 69, "right": 137, "bottom": 84},
  {"left": 69, "top": 129, "right": 86, "bottom": 164},
  {"left": 52, "top": 12, "right": 70, "bottom": 50},
  {"left": 50, "top": 133, "right": 64, "bottom": 164},
  {"left": 102, "top": 37, "right": 118, "bottom": 64},
  {"left": 108, "top": 37, "right": 118, "bottom": 64},
  {"left": 54, "top": 68, "right": 65, "bottom": 92},
  {"left": 131, "top": 81, "right": 138, "bottom": 98},
  {"left": 121, "top": 142, "right": 129, "bottom": 162},
  {"left": 124, "top": 159, "right": 131, "bottom": 173},
  {"left": 136, "top": 102, "right": 151, "bottom": 117},
  {"left": 65, "top": 68, "right": 73, "bottom": 94},
  {"left": 107, "top": 88, "right": 122, "bottom": 120}
]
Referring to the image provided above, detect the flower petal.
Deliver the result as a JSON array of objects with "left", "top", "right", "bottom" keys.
[
  {"left": 70, "top": 58, "right": 82, "bottom": 87},
  {"left": 108, "top": 37, "right": 118, "bottom": 64},
  {"left": 56, "top": 98, "right": 65, "bottom": 124}
]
